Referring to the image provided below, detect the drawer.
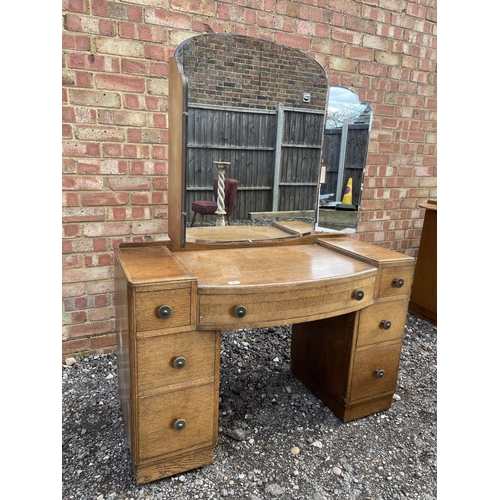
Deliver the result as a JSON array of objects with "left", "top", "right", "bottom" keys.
[
  {"left": 356, "top": 299, "right": 408, "bottom": 347},
  {"left": 350, "top": 342, "right": 402, "bottom": 402},
  {"left": 198, "top": 275, "right": 376, "bottom": 329},
  {"left": 135, "top": 285, "right": 193, "bottom": 333},
  {"left": 138, "top": 383, "right": 216, "bottom": 461},
  {"left": 377, "top": 264, "right": 414, "bottom": 298},
  {"left": 137, "top": 331, "right": 217, "bottom": 395}
]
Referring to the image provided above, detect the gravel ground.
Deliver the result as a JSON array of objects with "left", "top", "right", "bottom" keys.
[{"left": 62, "top": 313, "right": 437, "bottom": 500}]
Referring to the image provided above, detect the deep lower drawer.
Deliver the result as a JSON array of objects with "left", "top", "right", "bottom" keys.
[
  {"left": 356, "top": 299, "right": 408, "bottom": 347},
  {"left": 137, "top": 383, "right": 216, "bottom": 462},
  {"left": 137, "top": 331, "right": 217, "bottom": 395},
  {"left": 350, "top": 341, "right": 402, "bottom": 402}
]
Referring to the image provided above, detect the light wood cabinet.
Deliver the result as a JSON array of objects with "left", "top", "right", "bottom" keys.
[{"left": 114, "top": 235, "right": 414, "bottom": 484}]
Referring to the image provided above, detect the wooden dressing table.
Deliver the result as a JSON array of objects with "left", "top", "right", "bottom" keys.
[
  {"left": 113, "top": 34, "right": 414, "bottom": 484},
  {"left": 114, "top": 232, "right": 414, "bottom": 484}
]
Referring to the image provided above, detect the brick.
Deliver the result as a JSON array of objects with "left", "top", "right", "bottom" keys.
[
  {"left": 67, "top": 320, "right": 115, "bottom": 338},
  {"left": 106, "top": 176, "right": 151, "bottom": 191},
  {"left": 81, "top": 192, "right": 129, "bottom": 205},
  {"left": 375, "top": 51, "right": 401, "bottom": 66},
  {"left": 96, "top": 74, "right": 145, "bottom": 92},
  {"left": 95, "top": 37, "right": 145, "bottom": 57},
  {"left": 74, "top": 125, "right": 125, "bottom": 141},
  {"left": 69, "top": 89, "right": 121, "bottom": 108},
  {"left": 99, "top": 109, "right": 147, "bottom": 127},
  {"left": 83, "top": 222, "right": 131, "bottom": 237},
  {"left": 77, "top": 159, "right": 127, "bottom": 174},
  {"left": 63, "top": 207, "right": 106, "bottom": 222},
  {"left": 63, "top": 266, "right": 111, "bottom": 284},
  {"left": 62, "top": 141, "right": 100, "bottom": 157},
  {"left": 144, "top": 8, "right": 191, "bottom": 28},
  {"left": 131, "top": 219, "right": 168, "bottom": 235},
  {"left": 90, "top": 333, "right": 118, "bottom": 349}
]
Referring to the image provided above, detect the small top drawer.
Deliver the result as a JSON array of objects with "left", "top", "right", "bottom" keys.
[
  {"left": 377, "top": 264, "right": 414, "bottom": 298},
  {"left": 357, "top": 299, "right": 408, "bottom": 347},
  {"left": 135, "top": 284, "right": 193, "bottom": 333}
]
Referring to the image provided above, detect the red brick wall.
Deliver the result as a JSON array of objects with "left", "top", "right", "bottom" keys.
[{"left": 62, "top": 0, "right": 437, "bottom": 358}]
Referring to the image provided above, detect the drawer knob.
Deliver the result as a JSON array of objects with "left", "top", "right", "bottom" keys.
[
  {"left": 173, "top": 356, "right": 187, "bottom": 369},
  {"left": 157, "top": 305, "right": 173, "bottom": 319},
  {"left": 393, "top": 278, "right": 405, "bottom": 288},
  {"left": 381, "top": 320, "right": 392, "bottom": 330},
  {"left": 375, "top": 369, "right": 385, "bottom": 379},
  {"left": 353, "top": 290, "right": 365, "bottom": 301},
  {"left": 173, "top": 418, "right": 187, "bottom": 431},
  {"left": 234, "top": 305, "right": 247, "bottom": 318}
]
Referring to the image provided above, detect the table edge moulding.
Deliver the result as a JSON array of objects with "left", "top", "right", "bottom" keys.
[{"left": 114, "top": 233, "right": 415, "bottom": 484}]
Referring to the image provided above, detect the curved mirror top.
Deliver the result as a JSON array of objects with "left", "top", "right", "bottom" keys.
[{"left": 167, "top": 35, "right": 371, "bottom": 246}]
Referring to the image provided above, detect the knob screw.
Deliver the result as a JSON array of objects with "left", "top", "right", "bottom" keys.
[
  {"left": 393, "top": 278, "right": 404, "bottom": 288},
  {"left": 173, "top": 419, "right": 187, "bottom": 431},
  {"left": 158, "top": 305, "right": 173, "bottom": 319},
  {"left": 173, "top": 357, "right": 187, "bottom": 369},
  {"left": 234, "top": 305, "right": 247, "bottom": 318}
]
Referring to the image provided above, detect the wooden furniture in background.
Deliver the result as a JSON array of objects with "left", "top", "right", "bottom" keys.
[
  {"left": 114, "top": 234, "right": 414, "bottom": 484},
  {"left": 409, "top": 199, "right": 437, "bottom": 325}
]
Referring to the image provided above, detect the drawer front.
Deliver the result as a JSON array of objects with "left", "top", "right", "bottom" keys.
[
  {"left": 135, "top": 286, "right": 192, "bottom": 333},
  {"left": 198, "top": 275, "right": 376, "bottom": 329},
  {"left": 377, "top": 264, "right": 414, "bottom": 298},
  {"left": 137, "top": 331, "right": 217, "bottom": 395},
  {"left": 357, "top": 299, "right": 408, "bottom": 347},
  {"left": 138, "top": 384, "right": 216, "bottom": 461},
  {"left": 350, "top": 342, "right": 402, "bottom": 402}
]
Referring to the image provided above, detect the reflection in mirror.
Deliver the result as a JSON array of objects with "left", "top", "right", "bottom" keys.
[
  {"left": 170, "top": 34, "right": 329, "bottom": 244},
  {"left": 316, "top": 85, "right": 372, "bottom": 233}
]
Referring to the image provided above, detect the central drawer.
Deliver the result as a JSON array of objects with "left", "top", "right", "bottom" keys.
[{"left": 197, "top": 274, "right": 376, "bottom": 329}]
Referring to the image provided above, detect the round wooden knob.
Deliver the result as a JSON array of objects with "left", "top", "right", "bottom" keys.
[
  {"left": 375, "top": 369, "right": 385, "bottom": 379},
  {"left": 381, "top": 320, "right": 392, "bottom": 330},
  {"left": 157, "top": 305, "right": 173, "bottom": 319},
  {"left": 173, "top": 418, "right": 187, "bottom": 431},
  {"left": 393, "top": 278, "right": 405, "bottom": 288},
  {"left": 353, "top": 290, "right": 364, "bottom": 301},
  {"left": 234, "top": 305, "right": 247, "bottom": 318},
  {"left": 173, "top": 357, "right": 187, "bottom": 369}
]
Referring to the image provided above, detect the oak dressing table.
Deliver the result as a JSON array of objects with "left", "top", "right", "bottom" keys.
[{"left": 113, "top": 34, "right": 414, "bottom": 484}]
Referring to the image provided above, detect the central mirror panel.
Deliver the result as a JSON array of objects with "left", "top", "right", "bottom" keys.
[{"left": 168, "top": 34, "right": 370, "bottom": 247}]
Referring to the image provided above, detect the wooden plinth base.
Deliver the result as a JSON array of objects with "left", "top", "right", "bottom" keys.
[{"left": 134, "top": 445, "right": 214, "bottom": 485}]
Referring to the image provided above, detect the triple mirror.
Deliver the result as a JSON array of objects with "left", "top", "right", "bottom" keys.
[{"left": 168, "top": 34, "right": 372, "bottom": 247}]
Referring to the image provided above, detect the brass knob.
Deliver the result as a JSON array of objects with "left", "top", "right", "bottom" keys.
[
  {"left": 381, "top": 320, "right": 392, "bottom": 330},
  {"left": 393, "top": 278, "right": 405, "bottom": 288},
  {"left": 375, "top": 369, "right": 385, "bottom": 379},
  {"left": 353, "top": 290, "right": 364, "bottom": 301},
  {"left": 234, "top": 305, "right": 247, "bottom": 318},
  {"left": 158, "top": 305, "right": 173, "bottom": 319},
  {"left": 173, "top": 356, "right": 187, "bottom": 369},
  {"left": 173, "top": 418, "right": 187, "bottom": 431}
]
